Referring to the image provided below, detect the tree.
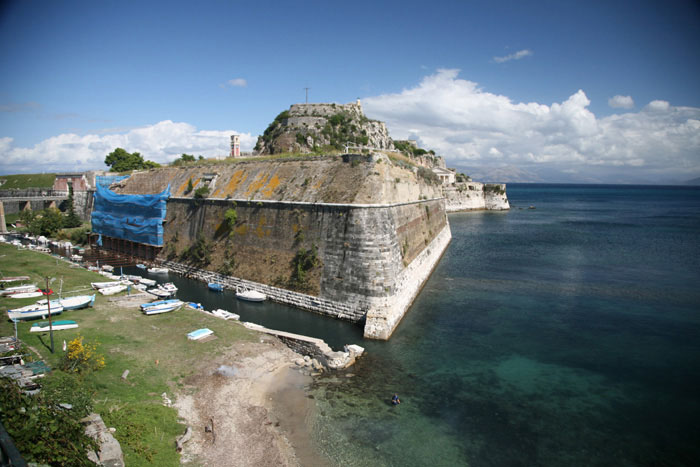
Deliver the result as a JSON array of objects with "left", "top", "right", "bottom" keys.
[
  {"left": 104, "top": 148, "right": 160, "bottom": 172},
  {"left": 63, "top": 182, "right": 82, "bottom": 228},
  {"left": 180, "top": 153, "right": 195, "bottom": 162},
  {"left": 28, "top": 208, "right": 64, "bottom": 236}
]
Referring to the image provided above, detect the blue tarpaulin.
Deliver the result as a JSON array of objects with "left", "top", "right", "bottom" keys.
[{"left": 91, "top": 176, "right": 170, "bottom": 246}]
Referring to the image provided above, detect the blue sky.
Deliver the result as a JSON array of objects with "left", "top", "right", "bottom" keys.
[{"left": 1, "top": 0, "right": 699, "bottom": 183}]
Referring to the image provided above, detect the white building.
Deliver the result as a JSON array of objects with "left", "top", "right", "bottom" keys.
[{"left": 432, "top": 167, "right": 455, "bottom": 185}]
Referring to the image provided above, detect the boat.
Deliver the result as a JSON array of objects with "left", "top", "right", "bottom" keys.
[
  {"left": 9, "top": 291, "right": 44, "bottom": 299},
  {"left": 138, "top": 278, "right": 156, "bottom": 286},
  {"left": 7, "top": 301, "right": 64, "bottom": 321},
  {"left": 147, "top": 287, "right": 173, "bottom": 298},
  {"left": 147, "top": 267, "right": 169, "bottom": 274},
  {"left": 0, "top": 276, "right": 30, "bottom": 283},
  {"left": 101, "top": 264, "right": 114, "bottom": 272},
  {"left": 90, "top": 280, "right": 133, "bottom": 290},
  {"left": 71, "top": 254, "right": 83, "bottom": 262},
  {"left": 133, "top": 283, "right": 148, "bottom": 291},
  {"left": 210, "top": 309, "right": 240, "bottom": 321},
  {"left": 59, "top": 294, "right": 96, "bottom": 310},
  {"left": 208, "top": 283, "right": 224, "bottom": 292},
  {"left": 30, "top": 320, "right": 79, "bottom": 332},
  {"left": 186, "top": 302, "right": 204, "bottom": 310},
  {"left": 187, "top": 328, "right": 213, "bottom": 340},
  {"left": 136, "top": 264, "right": 147, "bottom": 270},
  {"left": 1, "top": 284, "right": 38, "bottom": 296},
  {"left": 98, "top": 285, "right": 127, "bottom": 296},
  {"left": 235, "top": 288, "right": 266, "bottom": 302},
  {"left": 141, "top": 300, "right": 183, "bottom": 315}
]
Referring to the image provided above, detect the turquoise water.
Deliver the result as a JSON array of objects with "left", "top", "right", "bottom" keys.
[
  {"left": 307, "top": 184, "right": 700, "bottom": 466},
  {"left": 134, "top": 184, "right": 700, "bottom": 466}
]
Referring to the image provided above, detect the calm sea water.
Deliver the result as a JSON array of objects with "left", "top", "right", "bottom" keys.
[
  {"left": 140, "top": 184, "right": 700, "bottom": 466},
  {"left": 306, "top": 184, "right": 700, "bottom": 467}
]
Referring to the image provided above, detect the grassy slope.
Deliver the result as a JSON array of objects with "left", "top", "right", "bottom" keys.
[
  {"left": 0, "top": 173, "right": 56, "bottom": 189},
  {"left": 0, "top": 243, "right": 258, "bottom": 465}
]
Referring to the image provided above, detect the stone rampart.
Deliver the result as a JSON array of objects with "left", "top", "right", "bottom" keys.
[{"left": 162, "top": 195, "right": 450, "bottom": 338}]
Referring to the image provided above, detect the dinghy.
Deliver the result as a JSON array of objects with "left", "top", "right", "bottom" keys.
[{"left": 30, "top": 320, "right": 78, "bottom": 332}]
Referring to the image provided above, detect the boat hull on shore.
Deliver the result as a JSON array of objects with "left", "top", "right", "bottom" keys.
[
  {"left": 30, "top": 320, "right": 78, "bottom": 332},
  {"left": 7, "top": 302, "right": 64, "bottom": 321}
]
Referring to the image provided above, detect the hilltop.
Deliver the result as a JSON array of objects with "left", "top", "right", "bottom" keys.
[{"left": 254, "top": 100, "right": 396, "bottom": 155}]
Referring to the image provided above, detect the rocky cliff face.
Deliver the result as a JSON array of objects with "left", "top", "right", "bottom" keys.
[
  {"left": 443, "top": 182, "right": 510, "bottom": 212},
  {"left": 255, "top": 101, "right": 395, "bottom": 154}
]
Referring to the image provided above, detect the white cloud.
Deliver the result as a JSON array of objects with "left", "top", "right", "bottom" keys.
[
  {"left": 363, "top": 69, "right": 700, "bottom": 182},
  {"left": 608, "top": 95, "right": 635, "bottom": 109},
  {"left": 223, "top": 78, "right": 247, "bottom": 88},
  {"left": 493, "top": 49, "right": 533, "bottom": 63},
  {"left": 0, "top": 121, "right": 257, "bottom": 174}
]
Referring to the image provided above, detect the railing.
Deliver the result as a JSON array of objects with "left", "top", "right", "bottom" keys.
[{"left": 0, "top": 420, "right": 26, "bottom": 466}]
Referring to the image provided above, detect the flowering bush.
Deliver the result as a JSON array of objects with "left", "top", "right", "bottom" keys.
[{"left": 60, "top": 335, "right": 105, "bottom": 373}]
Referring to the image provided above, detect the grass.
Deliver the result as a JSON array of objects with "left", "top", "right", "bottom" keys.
[
  {"left": 0, "top": 173, "right": 56, "bottom": 190},
  {"left": 0, "top": 243, "right": 258, "bottom": 466}
]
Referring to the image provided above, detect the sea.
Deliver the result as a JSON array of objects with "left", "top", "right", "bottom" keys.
[{"left": 132, "top": 184, "right": 700, "bottom": 466}]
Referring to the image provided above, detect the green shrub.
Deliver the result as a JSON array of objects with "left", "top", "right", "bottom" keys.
[
  {"left": 193, "top": 186, "right": 209, "bottom": 199},
  {"left": 0, "top": 377, "right": 98, "bottom": 466}
]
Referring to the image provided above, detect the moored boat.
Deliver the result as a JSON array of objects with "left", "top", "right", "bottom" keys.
[
  {"left": 147, "top": 267, "right": 169, "bottom": 274},
  {"left": 211, "top": 308, "right": 240, "bottom": 320},
  {"left": 208, "top": 283, "right": 224, "bottom": 292},
  {"left": 30, "top": 320, "right": 78, "bottom": 332},
  {"left": 235, "top": 288, "right": 266, "bottom": 302}
]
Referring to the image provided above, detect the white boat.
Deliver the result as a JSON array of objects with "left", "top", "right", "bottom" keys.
[
  {"left": 138, "top": 278, "right": 156, "bottom": 286},
  {"left": 10, "top": 291, "right": 44, "bottom": 299},
  {"left": 71, "top": 254, "right": 83, "bottom": 262},
  {"left": 98, "top": 285, "right": 127, "bottom": 296},
  {"left": 0, "top": 276, "right": 30, "bottom": 283},
  {"left": 210, "top": 309, "right": 240, "bottom": 321},
  {"left": 148, "top": 287, "right": 173, "bottom": 298},
  {"left": 30, "top": 320, "right": 79, "bottom": 332},
  {"left": 7, "top": 301, "right": 64, "bottom": 321},
  {"left": 141, "top": 300, "right": 183, "bottom": 315},
  {"left": 147, "top": 267, "right": 169, "bottom": 274},
  {"left": 57, "top": 294, "right": 96, "bottom": 310},
  {"left": 101, "top": 265, "right": 114, "bottom": 272},
  {"left": 91, "top": 280, "right": 131, "bottom": 289},
  {"left": 1, "top": 284, "right": 38, "bottom": 296},
  {"left": 235, "top": 288, "right": 266, "bottom": 302},
  {"left": 133, "top": 283, "right": 148, "bottom": 291}
]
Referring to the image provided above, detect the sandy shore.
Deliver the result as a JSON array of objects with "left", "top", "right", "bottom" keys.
[{"left": 174, "top": 334, "right": 330, "bottom": 466}]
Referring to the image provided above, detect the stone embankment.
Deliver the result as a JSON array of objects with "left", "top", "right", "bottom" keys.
[
  {"left": 443, "top": 182, "right": 510, "bottom": 212},
  {"left": 163, "top": 260, "right": 365, "bottom": 322}
]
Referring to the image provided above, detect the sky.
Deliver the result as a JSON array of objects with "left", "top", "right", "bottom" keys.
[{"left": 1, "top": 0, "right": 699, "bottom": 184}]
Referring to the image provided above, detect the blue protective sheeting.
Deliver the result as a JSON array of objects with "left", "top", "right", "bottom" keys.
[
  {"left": 96, "top": 175, "right": 130, "bottom": 187},
  {"left": 92, "top": 176, "right": 170, "bottom": 246}
]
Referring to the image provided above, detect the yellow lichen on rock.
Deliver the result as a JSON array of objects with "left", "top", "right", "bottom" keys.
[
  {"left": 214, "top": 170, "right": 248, "bottom": 198},
  {"left": 260, "top": 174, "right": 281, "bottom": 198},
  {"left": 245, "top": 173, "right": 268, "bottom": 197}
]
